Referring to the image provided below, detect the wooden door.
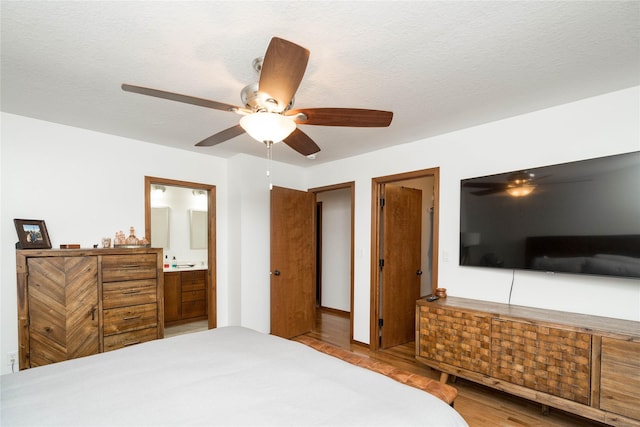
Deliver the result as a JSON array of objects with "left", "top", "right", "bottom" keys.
[
  {"left": 270, "top": 186, "right": 316, "bottom": 338},
  {"left": 27, "top": 256, "right": 99, "bottom": 367},
  {"left": 380, "top": 185, "right": 422, "bottom": 348}
]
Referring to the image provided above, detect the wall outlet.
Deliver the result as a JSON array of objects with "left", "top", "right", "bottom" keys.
[{"left": 7, "top": 351, "right": 17, "bottom": 367}]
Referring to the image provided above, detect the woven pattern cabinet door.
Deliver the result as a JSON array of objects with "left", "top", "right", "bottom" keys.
[
  {"left": 491, "top": 318, "right": 591, "bottom": 404},
  {"left": 27, "top": 256, "right": 99, "bottom": 367},
  {"left": 418, "top": 305, "right": 491, "bottom": 375}
]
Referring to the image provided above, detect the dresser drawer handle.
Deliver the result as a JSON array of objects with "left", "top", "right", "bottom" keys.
[
  {"left": 123, "top": 341, "right": 141, "bottom": 347},
  {"left": 123, "top": 315, "right": 141, "bottom": 321},
  {"left": 121, "top": 290, "right": 141, "bottom": 295}
]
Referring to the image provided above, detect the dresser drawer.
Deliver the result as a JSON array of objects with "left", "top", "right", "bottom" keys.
[
  {"left": 182, "top": 289, "right": 205, "bottom": 303},
  {"left": 181, "top": 270, "right": 206, "bottom": 292},
  {"left": 182, "top": 281, "right": 205, "bottom": 292},
  {"left": 103, "top": 279, "right": 157, "bottom": 309},
  {"left": 102, "top": 254, "right": 157, "bottom": 282},
  {"left": 103, "top": 327, "right": 157, "bottom": 352},
  {"left": 181, "top": 269, "right": 206, "bottom": 282},
  {"left": 182, "top": 300, "right": 206, "bottom": 319},
  {"left": 103, "top": 303, "right": 157, "bottom": 335}
]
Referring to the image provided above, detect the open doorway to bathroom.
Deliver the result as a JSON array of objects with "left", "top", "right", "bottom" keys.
[{"left": 145, "top": 176, "right": 216, "bottom": 336}]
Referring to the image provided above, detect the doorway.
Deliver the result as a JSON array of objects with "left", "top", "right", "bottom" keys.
[
  {"left": 144, "top": 176, "right": 217, "bottom": 331},
  {"left": 310, "top": 182, "right": 355, "bottom": 342},
  {"left": 370, "top": 168, "right": 439, "bottom": 350}
]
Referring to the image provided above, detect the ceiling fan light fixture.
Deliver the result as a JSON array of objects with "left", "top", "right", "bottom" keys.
[
  {"left": 240, "top": 112, "right": 296, "bottom": 143},
  {"left": 506, "top": 183, "right": 535, "bottom": 197}
]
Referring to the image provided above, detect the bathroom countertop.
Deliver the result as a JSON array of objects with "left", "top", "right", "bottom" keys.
[{"left": 163, "top": 265, "right": 207, "bottom": 273}]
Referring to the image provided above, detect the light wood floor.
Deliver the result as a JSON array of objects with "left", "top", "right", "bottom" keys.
[
  {"left": 165, "top": 320, "right": 208, "bottom": 337},
  {"left": 305, "top": 309, "right": 606, "bottom": 427}
]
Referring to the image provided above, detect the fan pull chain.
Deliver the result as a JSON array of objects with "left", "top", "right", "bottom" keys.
[{"left": 266, "top": 140, "right": 273, "bottom": 190}]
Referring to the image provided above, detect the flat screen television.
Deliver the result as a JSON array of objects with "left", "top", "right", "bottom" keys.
[{"left": 459, "top": 151, "right": 640, "bottom": 279}]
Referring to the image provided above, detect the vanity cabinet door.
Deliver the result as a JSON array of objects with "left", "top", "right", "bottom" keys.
[{"left": 163, "top": 272, "right": 181, "bottom": 323}]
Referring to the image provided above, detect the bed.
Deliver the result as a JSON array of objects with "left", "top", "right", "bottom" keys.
[
  {"left": 526, "top": 234, "right": 640, "bottom": 278},
  {"left": 1, "top": 326, "right": 468, "bottom": 426}
]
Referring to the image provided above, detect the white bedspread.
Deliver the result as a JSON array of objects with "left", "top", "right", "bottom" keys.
[{"left": 1, "top": 326, "right": 468, "bottom": 426}]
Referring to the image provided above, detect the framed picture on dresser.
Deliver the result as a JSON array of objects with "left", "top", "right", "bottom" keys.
[{"left": 14, "top": 218, "right": 52, "bottom": 249}]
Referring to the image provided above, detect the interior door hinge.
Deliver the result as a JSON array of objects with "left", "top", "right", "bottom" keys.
[
  {"left": 378, "top": 318, "right": 384, "bottom": 327},
  {"left": 380, "top": 197, "right": 385, "bottom": 207},
  {"left": 379, "top": 259, "right": 384, "bottom": 268}
]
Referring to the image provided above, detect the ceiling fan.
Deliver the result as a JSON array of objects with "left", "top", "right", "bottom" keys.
[
  {"left": 463, "top": 172, "right": 550, "bottom": 197},
  {"left": 122, "top": 37, "right": 393, "bottom": 157}
]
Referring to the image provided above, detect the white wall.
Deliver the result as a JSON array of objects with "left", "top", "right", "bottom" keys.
[
  {"left": 307, "top": 86, "right": 640, "bottom": 344},
  {"left": 226, "top": 152, "right": 307, "bottom": 333},
  {"left": 317, "top": 189, "right": 351, "bottom": 311},
  {"left": 0, "top": 113, "right": 230, "bottom": 374}
]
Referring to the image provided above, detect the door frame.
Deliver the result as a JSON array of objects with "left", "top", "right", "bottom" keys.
[
  {"left": 370, "top": 168, "right": 440, "bottom": 351},
  {"left": 309, "top": 181, "right": 355, "bottom": 343},
  {"left": 144, "top": 176, "right": 217, "bottom": 330}
]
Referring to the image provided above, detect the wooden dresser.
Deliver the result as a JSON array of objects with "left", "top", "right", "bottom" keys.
[
  {"left": 164, "top": 269, "right": 207, "bottom": 325},
  {"left": 416, "top": 297, "right": 640, "bottom": 427},
  {"left": 16, "top": 248, "right": 164, "bottom": 370}
]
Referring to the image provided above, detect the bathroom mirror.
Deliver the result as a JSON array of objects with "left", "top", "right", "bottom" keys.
[
  {"left": 149, "top": 185, "right": 208, "bottom": 255},
  {"left": 151, "top": 207, "right": 170, "bottom": 249},
  {"left": 190, "top": 210, "right": 207, "bottom": 249}
]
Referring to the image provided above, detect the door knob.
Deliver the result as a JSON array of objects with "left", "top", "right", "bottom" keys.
[
  {"left": 273, "top": 270, "right": 281, "bottom": 276},
  {"left": 416, "top": 270, "right": 423, "bottom": 276}
]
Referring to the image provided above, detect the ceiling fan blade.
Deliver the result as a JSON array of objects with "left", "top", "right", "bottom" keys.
[
  {"left": 471, "top": 187, "right": 507, "bottom": 196},
  {"left": 283, "top": 128, "right": 321, "bottom": 156},
  {"left": 530, "top": 174, "right": 552, "bottom": 182},
  {"left": 122, "top": 84, "right": 241, "bottom": 112},
  {"left": 463, "top": 182, "right": 506, "bottom": 188},
  {"left": 195, "top": 124, "right": 246, "bottom": 147},
  {"left": 287, "top": 108, "right": 393, "bottom": 127},
  {"left": 259, "top": 37, "right": 310, "bottom": 111}
]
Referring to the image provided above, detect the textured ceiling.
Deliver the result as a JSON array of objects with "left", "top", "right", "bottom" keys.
[{"left": 1, "top": 1, "right": 639, "bottom": 167}]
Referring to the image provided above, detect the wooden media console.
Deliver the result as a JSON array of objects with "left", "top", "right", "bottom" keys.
[{"left": 416, "top": 297, "right": 640, "bottom": 426}]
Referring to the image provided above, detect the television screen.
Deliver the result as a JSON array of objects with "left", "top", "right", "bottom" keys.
[{"left": 459, "top": 151, "right": 640, "bottom": 279}]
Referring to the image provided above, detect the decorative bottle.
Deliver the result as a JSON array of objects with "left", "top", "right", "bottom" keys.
[{"left": 125, "top": 227, "right": 138, "bottom": 245}]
